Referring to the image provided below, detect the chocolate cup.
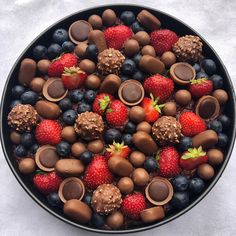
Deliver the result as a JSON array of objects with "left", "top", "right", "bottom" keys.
[
  {"left": 118, "top": 80, "right": 145, "bottom": 106},
  {"left": 145, "top": 177, "right": 173, "bottom": 206},
  {"left": 58, "top": 177, "right": 85, "bottom": 203}
]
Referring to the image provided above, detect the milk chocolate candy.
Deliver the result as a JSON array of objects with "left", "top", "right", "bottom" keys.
[
  {"left": 192, "top": 130, "right": 218, "bottom": 149},
  {"left": 18, "top": 58, "right": 36, "bottom": 86},
  {"left": 64, "top": 199, "right": 92, "bottom": 223},
  {"left": 35, "top": 100, "right": 61, "bottom": 119},
  {"left": 137, "top": 10, "right": 161, "bottom": 31},
  {"left": 100, "top": 74, "right": 121, "bottom": 95},
  {"left": 108, "top": 156, "right": 133, "bottom": 177},
  {"left": 140, "top": 206, "right": 165, "bottom": 223},
  {"left": 139, "top": 55, "right": 165, "bottom": 75},
  {"left": 30, "top": 77, "right": 45, "bottom": 93},
  {"left": 87, "top": 140, "right": 104, "bottom": 153},
  {"left": 213, "top": 89, "right": 228, "bottom": 105},
  {"left": 19, "top": 158, "right": 36, "bottom": 175},
  {"left": 88, "top": 30, "right": 107, "bottom": 52}
]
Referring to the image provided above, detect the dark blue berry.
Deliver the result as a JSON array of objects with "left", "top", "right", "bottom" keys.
[
  {"left": 14, "top": 145, "right": 27, "bottom": 157},
  {"left": 77, "top": 102, "right": 92, "bottom": 113},
  {"left": 217, "top": 133, "right": 228, "bottom": 148},
  {"left": 209, "top": 120, "right": 222, "bottom": 133},
  {"left": 91, "top": 213, "right": 105, "bottom": 227},
  {"left": 47, "top": 43, "right": 62, "bottom": 59},
  {"left": 120, "top": 11, "right": 136, "bottom": 26},
  {"left": 124, "top": 121, "right": 136, "bottom": 134},
  {"left": 12, "top": 85, "right": 25, "bottom": 98},
  {"left": 80, "top": 151, "right": 93, "bottom": 165},
  {"left": 104, "top": 129, "right": 122, "bottom": 144},
  {"left": 83, "top": 194, "right": 92, "bottom": 205},
  {"left": 131, "top": 21, "right": 145, "bottom": 33},
  {"left": 85, "top": 44, "right": 98, "bottom": 61},
  {"left": 196, "top": 71, "right": 208, "bottom": 79},
  {"left": 132, "top": 70, "right": 145, "bottom": 82},
  {"left": 21, "top": 91, "right": 38, "bottom": 105},
  {"left": 84, "top": 90, "right": 97, "bottom": 104},
  {"left": 171, "top": 192, "right": 190, "bottom": 209},
  {"left": 189, "top": 177, "right": 205, "bottom": 195},
  {"left": 172, "top": 175, "right": 189, "bottom": 192},
  {"left": 30, "top": 143, "right": 39, "bottom": 154},
  {"left": 218, "top": 114, "right": 231, "bottom": 129},
  {"left": 193, "top": 63, "right": 201, "bottom": 73},
  {"left": 62, "top": 109, "right": 77, "bottom": 125},
  {"left": 59, "top": 98, "right": 73, "bottom": 111},
  {"left": 121, "top": 59, "right": 136, "bottom": 75},
  {"left": 202, "top": 59, "right": 216, "bottom": 76},
  {"left": 20, "top": 133, "right": 35, "bottom": 148},
  {"left": 32, "top": 45, "right": 48, "bottom": 61},
  {"left": 52, "top": 29, "right": 68, "bottom": 45},
  {"left": 69, "top": 89, "right": 84, "bottom": 103},
  {"left": 122, "top": 133, "right": 133, "bottom": 147},
  {"left": 133, "top": 53, "right": 142, "bottom": 65},
  {"left": 179, "top": 137, "right": 192, "bottom": 151},
  {"left": 120, "top": 75, "right": 130, "bottom": 82},
  {"left": 47, "top": 192, "right": 61, "bottom": 207},
  {"left": 62, "top": 41, "right": 75, "bottom": 53},
  {"left": 10, "top": 100, "right": 22, "bottom": 109},
  {"left": 144, "top": 157, "right": 158, "bottom": 172},
  {"left": 209, "top": 74, "right": 223, "bottom": 89},
  {"left": 56, "top": 141, "right": 71, "bottom": 156}
]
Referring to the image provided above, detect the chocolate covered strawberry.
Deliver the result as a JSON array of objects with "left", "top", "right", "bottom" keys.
[
  {"left": 106, "top": 142, "right": 131, "bottom": 159},
  {"left": 92, "top": 93, "right": 114, "bottom": 115},
  {"left": 189, "top": 78, "right": 213, "bottom": 98}
]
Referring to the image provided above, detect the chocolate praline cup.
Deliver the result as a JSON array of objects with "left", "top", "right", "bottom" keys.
[
  {"left": 145, "top": 177, "right": 173, "bottom": 205},
  {"left": 58, "top": 177, "right": 85, "bottom": 203}
]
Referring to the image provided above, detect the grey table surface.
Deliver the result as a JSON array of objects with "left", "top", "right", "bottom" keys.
[{"left": 0, "top": 0, "right": 236, "bottom": 235}]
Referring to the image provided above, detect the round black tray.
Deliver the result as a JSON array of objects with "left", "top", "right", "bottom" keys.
[{"left": 0, "top": 4, "right": 235, "bottom": 234}]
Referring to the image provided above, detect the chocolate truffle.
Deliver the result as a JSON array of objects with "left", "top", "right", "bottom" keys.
[
  {"left": 152, "top": 116, "right": 182, "bottom": 146},
  {"left": 207, "top": 149, "right": 224, "bottom": 166},
  {"left": 102, "top": 9, "right": 116, "bottom": 26},
  {"left": 213, "top": 89, "right": 228, "bottom": 105},
  {"left": 133, "top": 31, "right": 150, "bottom": 46},
  {"left": 172, "top": 35, "right": 203, "bottom": 62},
  {"left": 88, "top": 15, "right": 103, "bottom": 29},
  {"left": 19, "top": 158, "right": 36, "bottom": 174},
  {"left": 129, "top": 106, "right": 145, "bottom": 123},
  {"left": 97, "top": 48, "right": 125, "bottom": 75},
  {"left": 197, "top": 163, "right": 214, "bottom": 180},
  {"left": 107, "top": 211, "right": 124, "bottom": 229},
  {"left": 91, "top": 184, "right": 122, "bottom": 215},
  {"left": 132, "top": 168, "right": 150, "bottom": 186},
  {"left": 87, "top": 140, "right": 104, "bottom": 154},
  {"left": 37, "top": 59, "right": 51, "bottom": 74},
  {"left": 8, "top": 104, "right": 38, "bottom": 132},
  {"left": 160, "top": 51, "right": 176, "bottom": 68},
  {"left": 141, "top": 45, "right": 156, "bottom": 57},
  {"left": 130, "top": 151, "right": 146, "bottom": 167},
  {"left": 74, "top": 112, "right": 104, "bottom": 140},
  {"left": 85, "top": 74, "right": 101, "bottom": 90},
  {"left": 79, "top": 59, "right": 96, "bottom": 74},
  {"left": 74, "top": 43, "right": 88, "bottom": 58},
  {"left": 174, "top": 90, "right": 192, "bottom": 106},
  {"left": 71, "top": 142, "right": 87, "bottom": 157},
  {"left": 124, "top": 39, "right": 140, "bottom": 57},
  {"left": 10, "top": 131, "right": 21, "bottom": 144},
  {"left": 30, "top": 77, "right": 45, "bottom": 93},
  {"left": 136, "top": 121, "right": 152, "bottom": 133},
  {"left": 162, "top": 102, "right": 177, "bottom": 116},
  {"left": 61, "top": 126, "right": 77, "bottom": 143},
  {"left": 117, "top": 177, "right": 134, "bottom": 194}
]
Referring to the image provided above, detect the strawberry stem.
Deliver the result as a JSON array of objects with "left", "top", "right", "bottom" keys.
[{"left": 150, "top": 93, "right": 165, "bottom": 113}]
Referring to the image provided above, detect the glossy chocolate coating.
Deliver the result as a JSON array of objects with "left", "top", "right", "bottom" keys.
[
  {"left": 140, "top": 206, "right": 165, "bottom": 223},
  {"left": 162, "top": 102, "right": 177, "bottom": 116},
  {"left": 197, "top": 164, "right": 215, "bottom": 180},
  {"left": 192, "top": 130, "right": 218, "bottom": 149},
  {"left": 213, "top": 89, "right": 228, "bottom": 105},
  {"left": 129, "top": 106, "right": 145, "bottom": 123},
  {"left": 136, "top": 121, "right": 152, "bottom": 133},
  {"left": 174, "top": 90, "right": 192, "bottom": 106},
  {"left": 18, "top": 158, "right": 36, "bottom": 174},
  {"left": 132, "top": 168, "right": 150, "bottom": 186},
  {"left": 30, "top": 77, "right": 45, "bottom": 93},
  {"left": 117, "top": 177, "right": 134, "bottom": 194},
  {"left": 61, "top": 126, "right": 77, "bottom": 143},
  {"left": 88, "top": 15, "right": 103, "bottom": 29},
  {"left": 207, "top": 149, "right": 224, "bottom": 166},
  {"left": 71, "top": 142, "right": 87, "bottom": 158},
  {"left": 102, "top": 9, "right": 116, "bottom": 26},
  {"left": 129, "top": 151, "right": 146, "bottom": 167}
]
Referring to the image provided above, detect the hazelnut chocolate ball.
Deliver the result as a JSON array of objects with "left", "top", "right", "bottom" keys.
[
  {"left": 133, "top": 31, "right": 150, "bottom": 46},
  {"left": 10, "top": 131, "right": 21, "bottom": 144},
  {"left": 117, "top": 177, "right": 134, "bottom": 194},
  {"left": 136, "top": 121, "right": 152, "bottom": 133},
  {"left": 102, "top": 9, "right": 116, "bottom": 26},
  {"left": 162, "top": 102, "right": 177, "bottom": 116},
  {"left": 213, "top": 89, "right": 228, "bottom": 105},
  {"left": 141, "top": 45, "right": 156, "bottom": 57},
  {"left": 129, "top": 106, "right": 145, "bottom": 123},
  {"left": 85, "top": 74, "right": 101, "bottom": 90},
  {"left": 130, "top": 151, "right": 146, "bottom": 167},
  {"left": 30, "top": 77, "right": 45, "bottom": 93},
  {"left": 107, "top": 211, "right": 124, "bottom": 229},
  {"left": 160, "top": 51, "right": 176, "bottom": 68},
  {"left": 207, "top": 149, "right": 224, "bottom": 166},
  {"left": 61, "top": 126, "right": 77, "bottom": 143},
  {"left": 175, "top": 90, "right": 192, "bottom": 106},
  {"left": 79, "top": 59, "right": 96, "bottom": 74},
  {"left": 71, "top": 142, "right": 87, "bottom": 157},
  {"left": 19, "top": 158, "right": 36, "bottom": 174},
  {"left": 132, "top": 168, "right": 150, "bottom": 186},
  {"left": 88, "top": 14, "right": 103, "bottom": 29},
  {"left": 124, "top": 39, "right": 140, "bottom": 57},
  {"left": 87, "top": 140, "right": 104, "bottom": 154},
  {"left": 37, "top": 59, "right": 50, "bottom": 74},
  {"left": 75, "top": 43, "right": 88, "bottom": 58},
  {"left": 197, "top": 163, "right": 215, "bottom": 180}
]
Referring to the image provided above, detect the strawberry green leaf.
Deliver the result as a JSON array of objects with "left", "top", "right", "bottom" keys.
[
  {"left": 190, "top": 78, "right": 208, "bottom": 84},
  {"left": 181, "top": 146, "right": 206, "bottom": 160}
]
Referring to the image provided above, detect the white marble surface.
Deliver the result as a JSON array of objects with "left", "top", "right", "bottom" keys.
[{"left": 0, "top": 0, "right": 236, "bottom": 235}]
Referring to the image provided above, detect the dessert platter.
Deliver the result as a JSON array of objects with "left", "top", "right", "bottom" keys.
[{"left": 0, "top": 4, "right": 235, "bottom": 234}]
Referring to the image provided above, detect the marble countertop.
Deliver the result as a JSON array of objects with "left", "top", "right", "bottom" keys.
[{"left": 0, "top": 0, "right": 236, "bottom": 235}]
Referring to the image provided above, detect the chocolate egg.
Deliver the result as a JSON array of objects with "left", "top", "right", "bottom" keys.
[
  {"left": 100, "top": 74, "right": 121, "bottom": 95},
  {"left": 30, "top": 77, "right": 45, "bottom": 93},
  {"left": 162, "top": 102, "right": 177, "bottom": 116},
  {"left": 102, "top": 9, "right": 116, "bottom": 26},
  {"left": 61, "top": 126, "right": 77, "bottom": 143},
  {"left": 85, "top": 74, "right": 101, "bottom": 90},
  {"left": 87, "top": 139, "right": 104, "bottom": 154},
  {"left": 18, "top": 158, "right": 36, "bottom": 174},
  {"left": 133, "top": 31, "right": 150, "bottom": 46},
  {"left": 213, "top": 89, "right": 228, "bottom": 105},
  {"left": 174, "top": 90, "right": 192, "bottom": 106},
  {"left": 88, "top": 14, "right": 103, "bottom": 29},
  {"left": 140, "top": 206, "right": 165, "bottom": 223},
  {"left": 207, "top": 149, "right": 224, "bottom": 166},
  {"left": 160, "top": 51, "right": 176, "bottom": 68},
  {"left": 124, "top": 39, "right": 140, "bottom": 57},
  {"left": 18, "top": 58, "right": 36, "bottom": 86},
  {"left": 37, "top": 59, "right": 51, "bottom": 74},
  {"left": 10, "top": 131, "right": 21, "bottom": 144},
  {"left": 79, "top": 59, "right": 96, "bottom": 74},
  {"left": 132, "top": 168, "right": 150, "bottom": 186},
  {"left": 107, "top": 211, "right": 124, "bottom": 229},
  {"left": 197, "top": 163, "right": 215, "bottom": 180},
  {"left": 71, "top": 142, "right": 87, "bottom": 158},
  {"left": 129, "top": 151, "right": 146, "bottom": 167},
  {"left": 35, "top": 100, "right": 61, "bottom": 119},
  {"left": 74, "top": 43, "right": 88, "bottom": 58},
  {"left": 117, "top": 177, "right": 134, "bottom": 194},
  {"left": 141, "top": 45, "right": 156, "bottom": 57},
  {"left": 129, "top": 106, "right": 145, "bottom": 123},
  {"left": 192, "top": 130, "right": 218, "bottom": 149},
  {"left": 136, "top": 121, "right": 152, "bottom": 133}
]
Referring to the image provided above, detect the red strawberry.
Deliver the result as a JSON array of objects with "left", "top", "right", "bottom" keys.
[
  {"left": 141, "top": 94, "right": 164, "bottom": 122},
  {"left": 106, "top": 100, "right": 128, "bottom": 128},
  {"left": 48, "top": 59, "right": 64, "bottom": 77},
  {"left": 150, "top": 29, "right": 178, "bottom": 55},
  {"left": 157, "top": 147, "right": 182, "bottom": 178},
  {"left": 179, "top": 146, "right": 208, "bottom": 170},
  {"left": 189, "top": 78, "right": 213, "bottom": 98},
  {"left": 179, "top": 112, "right": 206, "bottom": 137},
  {"left": 62, "top": 66, "right": 87, "bottom": 89},
  {"left": 33, "top": 171, "right": 62, "bottom": 195},
  {"left": 83, "top": 155, "right": 113, "bottom": 190},
  {"left": 121, "top": 193, "right": 146, "bottom": 220},
  {"left": 143, "top": 74, "right": 174, "bottom": 102},
  {"left": 92, "top": 93, "right": 114, "bottom": 115},
  {"left": 35, "top": 120, "right": 62, "bottom": 145},
  {"left": 104, "top": 25, "right": 133, "bottom": 50},
  {"left": 60, "top": 53, "right": 78, "bottom": 68},
  {"left": 106, "top": 142, "right": 131, "bottom": 159}
]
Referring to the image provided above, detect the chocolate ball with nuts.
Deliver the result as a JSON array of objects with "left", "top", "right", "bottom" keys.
[
  {"left": 132, "top": 168, "right": 150, "bottom": 186},
  {"left": 141, "top": 45, "right": 156, "bottom": 57},
  {"left": 85, "top": 74, "right": 101, "bottom": 90},
  {"left": 160, "top": 51, "right": 176, "bottom": 68},
  {"left": 133, "top": 31, "right": 150, "bottom": 46},
  {"left": 129, "top": 106, "right": 145, "bottom": 123},
  {"left": 162, "top": 102, "right": 177, "bottom": 116},
  {"left": 102, "top": 9, "right": 116, "bottom": 26},
  {"left": 19, "top": 158, "right": 36, "bottom": 174},
  {"left": 197, "top": 163, "right": 214, "bottom": 180},
  {"left": 124, "top": 39, "right": 140, "bottom": 57},
  {"left": 117, "top": 177, "right": 134, "bottom": 194},
  {"left": 130, "top": 151, "right": 146, "bottom": 167},
  {"left": 175, "top": 90, "right": 192, "bottom": 106},
  {"left": 88, "top": 15, "right": 103, "bottom": 29},
  {"left": 136, "top": 121, "right": 152, "bottom": 133}
]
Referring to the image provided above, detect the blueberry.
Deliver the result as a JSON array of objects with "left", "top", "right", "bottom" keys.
[
  {"left": 196, "top": 71, "right": 208, "bottom": 79},
  {"left": 209, "top": 74, "right": 223, "bottom": 89},
  {"left": 30, "top": 143, "right": 39, "bottom": 154},
  {"left": 133, "top": 53, "right": 142, "bottom": 65},
  {"left": 121, "top": 59, "right": 136, "bottom": 76},
  {"left": 32, "top": 45, "right": 48, "bottom": 61},
  {"left": 77, "top": 102, "right": 92, "bottom": 113},
  {"left": 179, "top": 137, "right": 192, "bottom": 151},
  {"left": 217, "top": 133, "right": 228, "bottom": 148},
  {"left": 62, "top": 41, "right": 75, "bottom": 53},
  {"left": 209, "top": 120, "right": 222, "bottom": 133},
  {"left": 21, "top": 91, "right": 38, "bottom": 105},
  {"left": 202, "top": 59, "right": 216, "bottom": 76},
  {"left": 218, "top": 114, "right": 231, "bottom": 129},
  {"left": 10, "top": 100, "right": 22, "bottom": 109},
  {"left": 12, "top": 85, "right": 25, "bottom": 98},
  {"left": 91, "top": 213, "right": 105, "bottom": 227},
  {"left": 14, "top": 145, "right": 27, "bottom": 157},
  {"left": 104, "top": 129, "right": 122, "bottom": 144},
  {"left": 69, "top": 89, "right": 84, "bottom": 103},
  {"left": 122, "top": 133, "right": 133, "bottom": 147},
  {"left": 47, "top": 192, "right": 61, "bottom": 207},
  {"left": 84, "top": 90, "right": 97, "bottom": 104},
  {"left": 144, "top": 157, "right": 158, "bottom": 172},
  {"left": 59, "top": 98, "right": 73, "bottom": 111},
  {"left": 171, "top": 192, "right": 190, "bottom": 209},
  {"left": 56, "top": 141, "right": 71, "bottom": 156},
  {"left": 62, "top": 109, "right": 77, "bottom": 125},
  {"left": 131, "top": 21, "right": 145, "bottom": 33},
  {"left": 120, "top": 75, "right": 130, "bottom": 82},
  {"left": 120, "top": 11, "right": 136, "bottom": 26},
  {"left": 85, "top": 44, "right": 98, "bottom": 61},
  {"left": 172, "top": 175, "right": 189, "bottom": 192},
  {"left": 47, "top": 43, "right": 62, "bottom": 59},
  {"left": 80, "top": 151, "right": 93, "bottom": 165},
  {"left": 83, "top": 194, "right": 92, "bottom": 205},
  {"left": 132, "top": 70, "right": 145, "bottom": 82},
  {"left": 192, "top": 63, "right": 201, "bottom": 73},
  {"left": 20, "top": 133, "right": 35, "bottom": 148},
  {"left": 124, "top": 121, "right": 136, "bottom": 134},
  {"left": 189, "top": 177, "right": 205, "bottom": 195},
  {"left": 52, "top": 28, "right": 68, "bottom": 45}
]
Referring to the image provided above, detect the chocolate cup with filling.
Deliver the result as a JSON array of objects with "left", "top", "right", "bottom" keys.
[
  {"left": 35, "top": 145, "right": 59, "bottom": 172},
  {"left": 58, "top": 177, "right": 85, "bottom": 203},
  {"left": 118, "top": 80, "right": 145, "bottom": 106},
  {"left": 145, "top": 177, "right": 173, "bottom": 205}
]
